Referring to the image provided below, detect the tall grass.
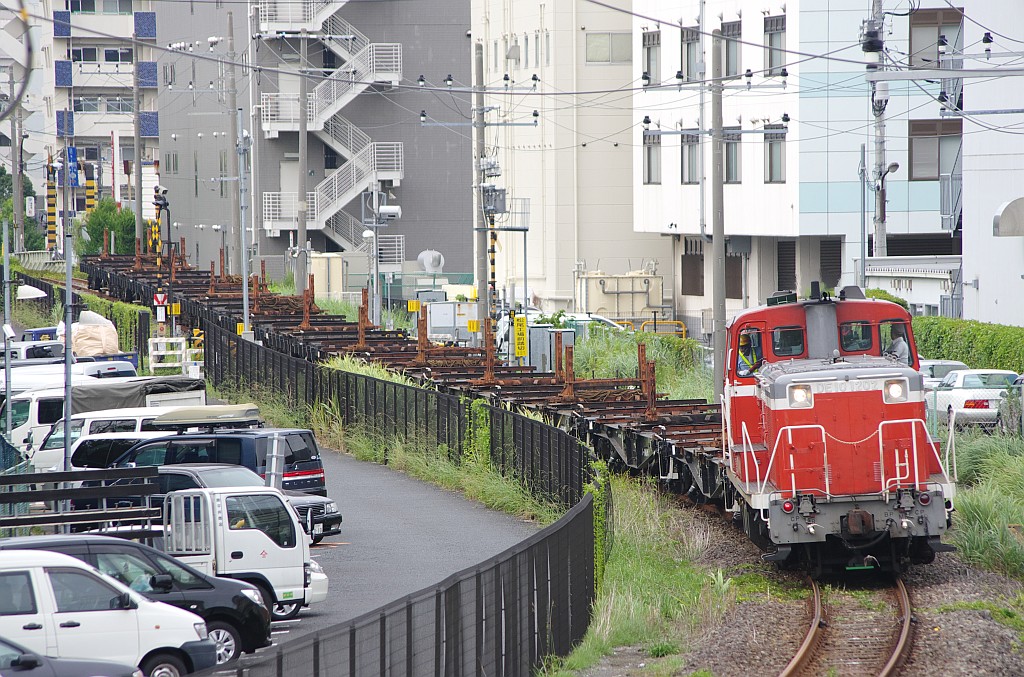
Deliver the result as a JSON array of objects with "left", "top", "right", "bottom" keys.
[
  {"left": 573, "top": 328, "right": 713, "bottom": 402},
  {"left": 948, "top": 430, "right": 1024, "bottom": 579}
]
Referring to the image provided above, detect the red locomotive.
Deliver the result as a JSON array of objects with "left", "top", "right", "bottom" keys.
[{"left": 716, "top": 286, "right": 955, "bottom": 574}]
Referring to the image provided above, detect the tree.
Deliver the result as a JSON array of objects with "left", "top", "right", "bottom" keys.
[
  {"left": 78, "top": 198, "right": 135, "bottom": 255},
  {"left": 0, "top": 164, "right": 36, "bottom": 204},
  {"left": 0, "top": 198, "right": 43, "bottom": 251}
]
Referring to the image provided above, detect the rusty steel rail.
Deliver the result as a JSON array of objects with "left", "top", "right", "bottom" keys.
[
  {"left": 780, "top": 578, "right": 823, "bottom": 677},
  {"left": 880, "top": 578, "right": 913, "bottom": 677}
]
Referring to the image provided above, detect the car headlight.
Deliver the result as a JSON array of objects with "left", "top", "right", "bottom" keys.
[
  {"left": 194, "top": 622, "right": 208, "bottom": 640},
  {"left": 788, "top": 384, "right": 813, "bottom": 409},
  {"left": 308, "top": 559, "right": 324, "bottom": 574},
  {"left": 883, "top": 378, "right": 909, "bottom": 404},
  {"left": 325, "top": 501, "right": 338, "bottom": 514},
  {"left": 241, "top": 588, "right": 263, "bottom": 606}
]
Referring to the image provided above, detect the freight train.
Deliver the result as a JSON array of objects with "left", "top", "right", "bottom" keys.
[{"left": 601, "top": 285, "right": 956, "bottom": 576}]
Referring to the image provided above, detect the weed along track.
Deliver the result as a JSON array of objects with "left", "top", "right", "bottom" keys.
[{"left": 782, "top": 578, "right": 913, "bottom": 677}]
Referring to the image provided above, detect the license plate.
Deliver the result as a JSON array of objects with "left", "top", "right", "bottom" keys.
[{"left": 313, "top": 523, "right": 323, "bottom": 535}]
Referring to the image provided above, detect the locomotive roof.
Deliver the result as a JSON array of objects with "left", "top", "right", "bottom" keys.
[{"left": 728, "top": 294, "right": 908, "bottom": 329}]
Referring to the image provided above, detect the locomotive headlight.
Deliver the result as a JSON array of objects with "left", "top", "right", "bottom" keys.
[
  {"left": 883, "top": 378, "right": 909, "bottom": 404},
  {"left": 788, "top": 384, "right": 813, "bottom": 408}
]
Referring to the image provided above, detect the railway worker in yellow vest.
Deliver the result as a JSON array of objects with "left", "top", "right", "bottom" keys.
[{"left": 737, "top": 332, "right": 762, "bottom": 377}]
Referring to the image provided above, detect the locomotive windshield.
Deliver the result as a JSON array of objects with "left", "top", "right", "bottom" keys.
[
  {"left": 771, "top": 326, "right": 805, "bottom": 357},
  {"left": 839, "top": 322, "right": 872, "bottom": 352}
]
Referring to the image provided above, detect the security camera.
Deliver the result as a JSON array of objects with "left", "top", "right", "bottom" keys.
[
  {"left": 2, "top": 324, "right": 15, "bottom": 341},
  {"left": 466, "top": 29, "right": 472, "bottom": 37},
  {"left": 378, "top": 205, "right": 402, "bottom": 221}
]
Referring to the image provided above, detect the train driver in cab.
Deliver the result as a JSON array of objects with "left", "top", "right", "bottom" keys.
[
  {"left": 884, "top": 323, "right": 910, "bottom": 365},
  {"left": 736, "top": 332, "right": 763, "bottom": 377}
]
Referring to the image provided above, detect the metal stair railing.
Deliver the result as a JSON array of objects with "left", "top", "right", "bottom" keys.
[
  {"left": 258, "top": 0, "right": 337, "bottom": 28},
  {"left": 321, "top": 15, "right": 371, "bottom": 59},
  {"left": 325, "top": 211, "right": 366, "bottom": 251},
  {"left": 321, "top": 114, "right": 372, "bottom": 158}
]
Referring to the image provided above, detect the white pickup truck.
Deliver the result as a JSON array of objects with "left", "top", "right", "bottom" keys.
[{"left": 163, "top": 486, "right": 328, "bottom": 621}]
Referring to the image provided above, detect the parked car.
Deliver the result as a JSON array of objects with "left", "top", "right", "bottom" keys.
[
  {"left": 0, "top": 635, "right": 142, "bottom": 676},
  {"left": 0, "top": 549, "right": 216, "bottom": 675},
  {"left": 31, "top": 431, "right": 169, "bottom": 473},
  {"left": 918, "top": 359, "right": 970, "bottom": 390},
  {"left": 930, "top": 369, "right": 1019, "bottom": 429},
  {"left": 157, "top": 464, "right": 341, "bottom": 544},
  {"left": 0, "top": 534, "right": 272, "bottom": 665},
  {"left": 111, "top": 428, "right": 327, "bottom": 496}
]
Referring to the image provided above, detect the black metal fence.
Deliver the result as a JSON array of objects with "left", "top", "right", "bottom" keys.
[{"left": 198, "top": 496, "right": 594, "bottom": 677}]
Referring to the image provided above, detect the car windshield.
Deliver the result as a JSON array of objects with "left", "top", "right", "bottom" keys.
[
  {"left": 982, "top": 373, "right": 1017, "bottom": 388},
  {"left": 40, "top": 420, "right": 85, "bottom": 450},
  {"left": 1, "top": 400, "right": 29, "bottom": 432},
  {"left": 933, "top": 363, "right": 967, "bottom": 380},
  {"left": 198, "top": 466, "right": 264, "bottom": 487}
]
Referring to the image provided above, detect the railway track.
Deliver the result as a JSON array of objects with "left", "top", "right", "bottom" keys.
[{"left": 781, "top": 577, "right": 913, "bottom": 677}]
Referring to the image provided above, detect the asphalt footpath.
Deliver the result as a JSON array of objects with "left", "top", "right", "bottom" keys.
[{"left": 278, "top": 444, "right": 541, "bottom": 639}]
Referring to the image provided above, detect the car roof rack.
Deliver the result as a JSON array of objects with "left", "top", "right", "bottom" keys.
[{"left": 149, "top": 403, "right": 262, "bottom": 431}]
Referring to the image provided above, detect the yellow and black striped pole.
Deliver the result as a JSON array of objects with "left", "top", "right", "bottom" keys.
[
  {"left": 488, "top": 215, "right": 497, "bottom": 321},
  {"left": 45, "top": 159, "right": 57, "bottom": 250},
  {"left": 84, "top": 163, "right": 96, "bottom": 214}
]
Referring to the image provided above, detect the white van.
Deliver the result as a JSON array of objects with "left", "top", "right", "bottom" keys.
[
  {"left": 36, "top": 406, "right": 190, "bottom": 456},
  {"left": 1, "top": 377, "right": 207, "bottom": 455},
  {"left": 3, "top": 361, "right": 137, "bottom": 381},
  {"left": 0, "top": 549, "right": 217, "bottom": 675}
]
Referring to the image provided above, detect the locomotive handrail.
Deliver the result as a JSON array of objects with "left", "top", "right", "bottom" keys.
[
  {"left": 759, "top": 424, "right": 830, "bottom": 497},
  {"left": 945, "top": 412, "right": 958, "bottom": 482},
  {"left": 877, "top": 418, "right": 947, "bottom": 499}
]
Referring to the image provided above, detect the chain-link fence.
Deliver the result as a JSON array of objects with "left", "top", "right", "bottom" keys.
[{"left": 924, "top": 385, "right": 1016, "bottom": 435}]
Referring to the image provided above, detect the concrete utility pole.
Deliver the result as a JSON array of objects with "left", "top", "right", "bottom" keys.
[
  {"left": 60, "top": 119, "right": 73, "bottom": 473},
  {"left": 10, "top": 67, "right": 23, "bottom": 252},
  {"left": 711, "top": 29, "right": 725, "bottom": 401},
  {"left": 133, "top": 32, "right": 144, "bottom": 243},
  {"left": 237, "top": 107, "right": 251, "bottom": 333},
  {"left": 249, "top": 5, "right": 263, "bottom": 257},
  {"left": 226, "top": 11, "right": 241, "bottom": 276},
  {"left": 870, "top": 0, "right": 888, "bottom": 258},
  {"left": 474, "top": 43, "right": 487, "bottom": 328},
  {"left": 295, "top": 28, "right": 308, "bottom": 295},
  {"left": 859, "top": 143, "right": 868, "bottom": 287}
]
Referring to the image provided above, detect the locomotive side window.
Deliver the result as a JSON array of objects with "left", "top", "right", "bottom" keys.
[
  {"left": 736, "top": 329, "right": 764, "bottom": 377},
  {"left": 771, "top": 326, "right": 804, "bottom": 357},
  {"left": 881, "top": 320, "right": 912, "bottom": 366},
  {"left": 839, "top": 322, "right": 872, "bottom": 352}
]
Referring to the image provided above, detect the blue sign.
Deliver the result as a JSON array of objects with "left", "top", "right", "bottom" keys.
[{"left": 67, "top": 146, "right": 79, "bottom": 187}]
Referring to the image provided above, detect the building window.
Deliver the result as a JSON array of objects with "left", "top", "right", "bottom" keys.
[
  {"left": 777, "top": 240, "right": 796, "bottom": 291},
  {"left": 106, "top": 97, "right": 133, "bottom": 113},
  {"left": 193, "top": 151, "right": 199, "bottom": 197},
  {"left": 586, "top": 32, "right": 631, "bottom": 63},
  {"left": 83, "top": 146, "right": 100, "bottom": 162},
  {"left": 819, "top": 238, "right": 842, "bottom": 289},
  {"left": 219, "top": 150, "right": 229, "bottom": 198},
  {"left": 163, "top": 63, "right": 175, "bottom": 86},
  {"left": 535, "top": 31, "right": 540, "bottom": 66},
  {"left": 722, "top": 21, "right": 742, "bottom": 77},
  {"left": 726, "top": 255, "right": 742, "bottom": 299},
  {"left": 909, "top": 119, "right": 962, "bottom": 180},
  {"left": 764, "top": 124, "right": 785, "bottom": 183},
  {"left": 909, "top": 9, "right": 963, "bottom": 68},
  {"left": 104, "top": 47, "right": 133, "bottom": 63},
  {"left": 493, "top": 41, "right": 498, "bottom": 71},
  {"left": 524, "top": 35, "right": 529, "bottom": 69},
  {"left": 764, "top": 15, "right": 786, "bottom": 75},
  {"left": 642, "top": 30, "right": 660, "bottom": 85},
  {"left": 324, "top": 147, "right": 339, "bottom": 170},
  {"left": 643, "top": 133, "right": 661, "bottom": 185},
  {"left": 512, "top": 36, "right": 520, "bottom": 69},
  {"left": 70, "top": 0, "right": 96, "bottom": 13},
  {"left": 724, "top": 128, "right": 741, "bottom": 183},
  {"left": 546, "top": 31, "right": 551, "bottom": 66},
  {"left": 71, "top": 47, "right": 97, "bottom": 62},
  {"left": 681, "top": 133, "right": 699, "bottom": 184},
  {"left": 73, "top": 97, "right": 100, "bottom": 112},
  {"left": 681, "top": 238, "right": 704, "bottom": 296},
  {"left": 101, "top": 0, "right": 132, "bottom": 13},
  {"left": 680, "top": 28, "right": 700, "bottom": 81}
]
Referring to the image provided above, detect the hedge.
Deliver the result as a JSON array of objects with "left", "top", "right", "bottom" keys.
[{"left": 912, "top": 316, "right": 1024, "bottom": 373}]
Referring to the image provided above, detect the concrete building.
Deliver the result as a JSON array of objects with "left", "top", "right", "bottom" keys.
[
  {"left": 42, "top": 0, "right": 161, "bottom": 251},
  {"left": 471, "top": 0, "right": 666, "bottom": 317},
  {"left": 633, "top": 0, "right": 963, "bottom": 338}
]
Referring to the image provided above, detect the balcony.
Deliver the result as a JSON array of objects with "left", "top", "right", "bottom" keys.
[{"left": 73, "top": 62, "right": 134, "bottom": 88}]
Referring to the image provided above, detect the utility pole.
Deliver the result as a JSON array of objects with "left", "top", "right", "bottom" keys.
[
  {"left": 226, "top": 11, "right": 241, "bottom": 276},
  {"left": 474, "top": 43, "right": 486, "bottom": 330},
  {"left": 711, "top": 29, "right": 725, "bottom": 401},
  {"left": 60, "top": 114, "right": 73, "bottom": 473},
  {"left": 870, "top": 0, "right": 888, "bottom": 258},
  {"left": 9, "top": 67, "right": 23, "bottom": 252},
  {"left": 237, "top": 107, "right": 252, "bottom": 334},
  {"left": 249, "top": 5, "right": 263, "bottom": 257},
  {"left": 133, "top": 32, "right": 144, "bottom": 243},
  {"left": 859, "top": 143, "right": 867, "bottom": 287},
  {"left": 295, "top": 29, "right": 308, "bottom": 295}
]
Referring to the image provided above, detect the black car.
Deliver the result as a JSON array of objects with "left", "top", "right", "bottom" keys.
[
  {"left": 112, "top": 428, "right": 327, "bottom": 495},
  {"left": 0, "top": 636, "right": 142, "bottom": 677},
  {"left": 157, "top": 464, "right": 342, "bottom": 544},
  {"left": 0, "top": 535, "right": 272, "bottom": 665}
]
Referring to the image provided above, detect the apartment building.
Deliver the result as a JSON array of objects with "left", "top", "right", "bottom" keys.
[
  {"left": 471, "top": 0, "right": 666, "bottom": 315},
  {"left": 41, "top": 0, "right": 161, "bottom": 249},
  {"left": 634, "top": 0, "right": 963, "bottom": 337}
]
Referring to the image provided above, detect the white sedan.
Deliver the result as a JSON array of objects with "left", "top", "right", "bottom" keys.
[{"left": 930, "top": 369, "right": 1018, "bottom": 429}]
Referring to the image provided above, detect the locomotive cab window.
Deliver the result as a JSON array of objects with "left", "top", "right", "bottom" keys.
[
  {"left": 839, "top": 322, "right": 872, "bottom": 352},
  {"left": 881, "top": 320, "right": 912, "bottom": 366},
  {"left": 736, "top": 329, "right": 763, "bottom": 377},
  {"left": 771, "top": 326, "right": 804, "bottom": 357}
]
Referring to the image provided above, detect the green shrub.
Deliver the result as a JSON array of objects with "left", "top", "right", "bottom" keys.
[
  {"left": 865, "top": 288, "right": 909, "bottom": 310},
  {"left": 913, "top": 316, "right": 1024, "bottom": 371}
]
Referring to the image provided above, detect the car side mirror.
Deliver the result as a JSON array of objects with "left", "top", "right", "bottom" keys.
[
  {"left": 111, "top": 591, "right": 138, "bottom": 610},
  {"left": 150, "top": 574, "right": 174, "bottom": 592},
  {"left": 12, "top": 653, "right": 41, "bottom": 669}
]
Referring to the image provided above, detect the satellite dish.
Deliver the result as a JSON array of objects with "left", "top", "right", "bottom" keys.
[{"left": 417, "top": 249, "right": 445, "bottom": 273}]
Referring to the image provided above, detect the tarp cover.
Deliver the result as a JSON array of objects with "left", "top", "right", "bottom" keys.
[
  {"left": 58, "top": 311, "right": 120, "bottom": 356},
  {"left": 68, "top": 377, "right": 206, "bottom": 415}
]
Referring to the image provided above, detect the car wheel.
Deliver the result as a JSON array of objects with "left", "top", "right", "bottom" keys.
[
  {"left": 141, "top": 652, "right": 187, "bottom": 677},
  {"left": 271, "top": 600, "right": 303, "bottom": 621},
  {"left": 207, "top": 620, "right": 242, "bottom": 664}
]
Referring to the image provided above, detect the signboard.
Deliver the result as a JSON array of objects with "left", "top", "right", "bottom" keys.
[
  {"left": 24, "top": 196, "right": 35, "bottom": 218},
  {"left": 514, "top": 315, "right": 528, "bottom": 357},
  {"left": 467, "top": 319, "right": 480, "bottom": 333},
  {"left": 237, "top": 322, "right": 245, "bottom": 335},
  {"left": 407, "top": 299, "right": 421, "bottom": 312},
  {"left": 170, "top": 302, "right": 180, "bottom": 316},
  {"left": 155, "top": 305, "right": 166, "bottom": 323},
  {"left": 153, "top": 292, "right": 167, "bottom": 306},
  {"left": 67, "top": 146, "right": 79, "bottom": 187}
]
